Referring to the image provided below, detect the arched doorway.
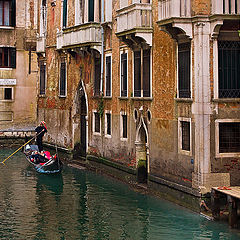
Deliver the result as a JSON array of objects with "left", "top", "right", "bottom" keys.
[
  {"left": 73, "top": 81, "right": 88, "bottom": 158},
  {"left": 135, "top": 117, "right": 148, "bottom": 183}
]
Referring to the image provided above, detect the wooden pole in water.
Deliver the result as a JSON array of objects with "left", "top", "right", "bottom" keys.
[
  {"left": 211, "top": 189, "right": 220, "bottom": 220},
  {"left": 228, "top": 195, "right": 238, "bottom": 228}
]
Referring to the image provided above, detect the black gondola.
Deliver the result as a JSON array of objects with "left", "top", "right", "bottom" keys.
[{"left": 24, "top": 144, "right": 63, "bottom": 174}]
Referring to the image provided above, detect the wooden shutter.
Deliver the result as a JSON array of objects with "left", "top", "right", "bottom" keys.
[
  {"left": 134, "top": 51, "right": 141, "bottom": 97},
  {"left": 88, "top": 0, "right": 94, "bottom": 22},
  {"left": 143, "top": 49, "right": 150, "bottom": 97},
  {"left": 122, "top": 115, "right": 127, "bottom": 138},
  {"left": 121, "top": 53, "right": 127, "bottom": 97},
  {"left": 105, "top": 56, "right": 111, "bottom": 96},
  {"left": 10, "top": 48, "right": 16, "bottom": 68},
  {"left": 63, "top": 0, "right": 67, "bottom": 27}
]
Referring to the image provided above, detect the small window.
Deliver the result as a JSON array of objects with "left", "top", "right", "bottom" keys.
[
  {"left": 120, "top": 112, "right": 127, "bottom": 140},
  {"left": 0, "top": 47, "right": 16, "bottom": 68},
  {"left": 105, "top": 55, "right": 111, "bottom": 97},
  {"left": 40, "top": 62, "right": 46, "bottom": 95},
  {"left": 4, "top": 87, "right": 12, "bottom": 100},
  {"left": 120, "top": 52, "right": 127, "bottom": 97},
  {"left": 105, "top": 112, "right": 111, "bottom": 136},
  {"left": 94, "top": 111, "right": 100, "bottom": 134},
  {"left": 59, "top": 59, "right": 67, "bottom": 96},
  {"left": 88, "top": 0, "right": 94, "bottom": 22},
  {"left": 181, "top": 121, "right": 190, "bottom": 151},
  {"left": 219, "top": 122, "right": 240, "bottom": 153},
  {"left": 178, "top": 118, "right": 191, "bottom": 155}
]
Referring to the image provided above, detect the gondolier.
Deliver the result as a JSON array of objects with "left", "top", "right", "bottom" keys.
[{"left": 35, "top": 121, "right": 47, "bottom": 152}]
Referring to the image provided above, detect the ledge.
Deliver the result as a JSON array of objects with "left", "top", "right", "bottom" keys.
[
  {"left": 130, "top": 97, "right": 153, "bottom": 101},
  {"left": 174, "top": 98, "right": 193, "bottom": 103},
  {"left": 87, "top": 154, "right": 136, "bottom": 175},
  {"left": 149, "top": 174, "right": 201, "bottom": 197},
  {"left": 212, "top": 98, "right": 240, "bottom": 103}
]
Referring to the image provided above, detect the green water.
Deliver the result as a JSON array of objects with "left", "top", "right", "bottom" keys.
[{"left": 0, "top": 149, "right": 240, "bottom": 240}]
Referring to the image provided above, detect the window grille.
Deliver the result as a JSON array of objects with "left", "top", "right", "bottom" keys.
[
  {"left": 218, "top": 41, "right": 240, "bottom": 98},
  {"left": 106, "top": 113, "right": 111, "bottom": 135},
  {"left": 122, "top": 114, "right": 127, "bottom": 138},
  {"left": 60, "top": 61, "right": 66, "bottom": 96},
  {"left": 181, "top": 121, "right": 190, "bottom": 151},
  {"left": 94, "top": 112, "right": 100, "bottom": 133},
  {"left": 219, "top": 122, "right": 240, "bottom": 153},
  {"left": 4, "top": 88, "right": 12, "bottom": 100},
  {"left": 105, "top": 56, "right": 111, "bottom": 97},
  {"left": 178, "top": 42, "right": 191, "bottom": 98},
  {"left": 121, "top": 53, "right": 127, "bottom": 97},
  {"left": 40, "top": 63, "right": 46, "bottom": 95}
]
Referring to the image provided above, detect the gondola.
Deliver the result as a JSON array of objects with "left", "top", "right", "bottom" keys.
[{"left": 24, "top": 144, "right": 63, "bottom": 174}]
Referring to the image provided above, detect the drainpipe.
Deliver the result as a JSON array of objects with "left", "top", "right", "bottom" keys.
[{"left": 100, "top": 0, "right": 104, "bottom": 95}]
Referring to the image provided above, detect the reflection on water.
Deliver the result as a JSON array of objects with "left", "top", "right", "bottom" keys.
[{"left": 0, "top": 149, "right": 240, "bottom": 239}]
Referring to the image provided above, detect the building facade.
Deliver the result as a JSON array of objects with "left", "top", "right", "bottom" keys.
[
  {"left": 36, "top": 0, "right": 240, "bottom": 193},
  {"left": 0, "top": 0, "right": 38, "bottom": 130}
]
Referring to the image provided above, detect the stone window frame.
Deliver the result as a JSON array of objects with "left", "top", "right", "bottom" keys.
[
  {"left": 105, "top": 52, "right": 112, "bottom": 97},
  {"left": 93, "top": 109, "right": 101, "bottom": 136},
  {"left": 215, "top": 119, "right": 240, "bottom": 158},
  {"left": 177, "top": 41, "right": 192, "bottom": 99},
  {"left": 213, "top": 31, "right": 240, "bottom": 100},
  {"left": 104, "top": 110, "right": 112, "bottom": 138},
  {"left": 120, "top": 48, "right": 128, "bottom": 98},
  {"left": 120, "top": 110, "right": 128, "bottom": 141},
  {"left": 132, "top": 47, "right": 152, "bottom": 98},
  {"left": 0, "top": 86, "right": 14, "bottom": 102},
  {"left": 178, "top": 117, "right": 192, "bottom": 156}
]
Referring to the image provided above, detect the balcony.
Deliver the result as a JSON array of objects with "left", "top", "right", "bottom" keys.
[
  {"left": 56, "top": 23, "right": 101, "bottom": 52},
  {"left": 116, "top": 3, "right": 152, "bottom": 46},
  {"left": 211, "top": 0, "right": 240, "bottom": 17},
  {"left": 36, "top": 36, "right": 46, "bottom": 53}
]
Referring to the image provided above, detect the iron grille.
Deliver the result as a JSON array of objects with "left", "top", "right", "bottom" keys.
[
  {"left": 218, "top": 41, "right": 240, "bottom": 98},
  {"left": 219, "top": 122, "right": 240, "bottom": 153},
  {"left": 94, "top": 112, "right": 100, "bottom": 133},
  {"left": 181, "top": 121, "right": 190, "bottom": 151}
]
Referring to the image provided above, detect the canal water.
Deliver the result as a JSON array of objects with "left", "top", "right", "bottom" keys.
[{"left": 0, "top": 149, "right": 240, "bottom": 240}]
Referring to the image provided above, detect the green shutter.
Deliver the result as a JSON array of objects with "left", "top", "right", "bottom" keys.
[
  {"left": 88, "top": 0, "right": 94, "bottom": 22},
  {"left": 11, "top": 0, "right": 16, "bottom": 27},
  {"left": 10, "top": 48, "right": 16, "bottom": 68},
  {"left": 63, "top": 0, "right": 67, "bottom": 27}
]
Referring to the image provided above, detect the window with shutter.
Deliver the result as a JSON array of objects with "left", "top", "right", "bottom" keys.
[
  {"left": 59, "top": 60, "right": 67, "bottom": 96},
  {"left": 40, "top": 63, "right": 46, "bottom": 95},
  {"left": 105, "top": 55, "right": 111, "bottom": 97},
  {"left": 120, "top": 53, "right": 127, "bottom": 97},
  {"left": 0, "top": 47, "right": 16, "bottom": 68}
]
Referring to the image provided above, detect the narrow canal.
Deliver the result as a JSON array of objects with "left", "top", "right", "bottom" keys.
[{"left": 0, "top": 149, "right": 240, "bottom": 240}]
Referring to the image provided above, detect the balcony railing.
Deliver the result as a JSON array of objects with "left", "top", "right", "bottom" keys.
[
  {"left": 36, "top": 36, "right": 46, "bottom": 53},
  {"left": 212, "top": 0, "right": 240, "bottom": 15},
  {"left": 116, "top": 3, "right": 152, "bottom": 33},
  {"left": 56, "top": 23, "right": 101, "bottom": 50},
  {"left": 158, "top": 0, "right": 191, "bottom": 21}
]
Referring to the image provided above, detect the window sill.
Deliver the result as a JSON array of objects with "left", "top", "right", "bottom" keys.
[
  {"left": 212, "top": 98, "right": 240, "bottom": 103},
  {"left": 0, "top": 99, "right": 14, "bottom": 102},
  {"left": 130, "top": 97, "right": 153, "bottom": 101},
  {"left": 58, "top": 95, "right": 67, "bottom": 98},
  {"left": 175, "top": 98, "right": 193, "bottom": 103},
  {"left": 93, "top": 132, "right": 101, "bottom": 136},
  {"left": 0, "top": 68, "right": 13, "bottom": 70},
  {"left": 216, "top": 153, "right": 240, "bottom": 158},
  {"left": 118, "top": 96, "right": 128, "bottom": 100},
  {"left": 0, "top": 26, "right": 14, "bottom": 30},
  {"left": 103, "top": 96, "right": 112, "bottom": 99},
  {"left": 39, "top": 94, "right": 46, "bottom": 98}
]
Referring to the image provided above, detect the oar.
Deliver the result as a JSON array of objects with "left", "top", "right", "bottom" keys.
[{"left": 1, "top": 129, "right": 44, "bottom": 165}]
